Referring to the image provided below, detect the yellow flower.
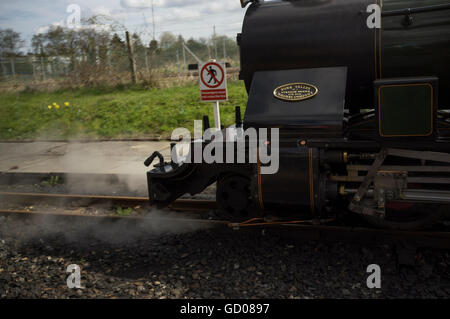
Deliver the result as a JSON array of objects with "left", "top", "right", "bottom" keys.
[
  {"left": 52, "top": 102, "right": 57, "bottom": 106},
  {"left": 48, "top": 105, "right": 52, "bottom": 109},
  {"left": 55, "top": 104, "right": 60, "bottom": 109},
  {"left": 64, "top": 102, "right": 70, "bottom": 106}
]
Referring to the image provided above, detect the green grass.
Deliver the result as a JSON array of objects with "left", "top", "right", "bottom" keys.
[
  {"left": 0, "top": 81, "right": 248, "bottom": 140},
  {"left": 115, "top": 206, "right": 132, "bottom": 216}
]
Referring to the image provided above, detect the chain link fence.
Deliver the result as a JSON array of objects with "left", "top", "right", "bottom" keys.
[{"left": 0, "top": 40, "right": 240, "bottom": 90}]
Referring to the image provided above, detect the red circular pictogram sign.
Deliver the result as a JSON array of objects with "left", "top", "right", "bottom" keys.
[{"left": 200, "top": 62, "right": 225, "bottom": 89}]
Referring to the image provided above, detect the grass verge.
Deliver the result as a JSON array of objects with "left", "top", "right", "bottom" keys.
[{"left": 0, "top": 81, "right": 248, "bottom": 140}]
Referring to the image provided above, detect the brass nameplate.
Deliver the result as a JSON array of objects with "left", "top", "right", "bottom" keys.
[{"left": 273, "top": 83, "right": 318, "bottom": 102}]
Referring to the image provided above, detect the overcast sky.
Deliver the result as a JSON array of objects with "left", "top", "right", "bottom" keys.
[{"left": 0, "top": 0, "right": 248, "bottom": 51}]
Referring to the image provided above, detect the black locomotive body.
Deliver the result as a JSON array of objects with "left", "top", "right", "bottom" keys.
[{"left": 146, "top": 0, "right": 450, "bottom": 229}]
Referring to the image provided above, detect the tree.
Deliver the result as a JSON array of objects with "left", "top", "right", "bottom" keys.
[
  {"left": 159, "top": 32, "right": 176, "bottom": 49},
  {"left": 0, "top": 28, "right": 24, "bottom": 57},
  {"left": 110, "top": 33, "right": 125, "bottom": 52},
  {"left": 186, "top": 37, "right": 209, "bottom": 61},
  {"left": 32, "top": 33, "right": 46, "bottom": 57},
  {"left": 149, "top": 39, "right": 158, "bottom": 53},
  {"left": 132, "top": 33, "right": 146, "bottom": 57}
]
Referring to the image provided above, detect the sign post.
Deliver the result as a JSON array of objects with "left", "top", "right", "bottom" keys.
[{"left": 199, "top": 61, "right": 227, "bottom": 130}]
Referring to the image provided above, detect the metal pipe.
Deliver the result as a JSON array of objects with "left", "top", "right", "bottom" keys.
[
  {"left": 402, "top": 189, "right": 450, "bottom": 203},
  {"left": 341, "top": 187, "right": 450, "bottom": 203},
  {"left": 382, "top": 3, "right": 450, "bottom": 17}
]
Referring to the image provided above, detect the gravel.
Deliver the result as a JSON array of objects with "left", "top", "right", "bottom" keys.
[{"left": 0, "top": 214, "right": 449, "bottom": 299}]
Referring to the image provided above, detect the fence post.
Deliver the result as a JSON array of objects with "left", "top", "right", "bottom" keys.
[
  {"left": 223, "top": 37, "right": 227, "bottom": 60},
  {"left": 10, "top": 58, "right": 16, "bottom": 80},
  {"left": 107, "top": 49, "right": 112, "bottom": 75},
  {"left": 40, "top": 57, "right": 46, "bottom": 81},
  {"left": 182, "top": 43, "right": 186, "bottom": 70},
  {"left": 145, "top": 51, "right": 150, "bottom": 75},
  {"left": 125, "top": 31, "right": 137, "bottom": 84},
  {"left": 1, "top": 60, "right": 7, "bottom": 80},
  {"left": 31, "top": 57, "right": 36, "bottom": 80}
]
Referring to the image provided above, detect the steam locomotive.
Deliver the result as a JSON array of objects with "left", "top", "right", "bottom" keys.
[{"left": 145, "top": 0, "right": 450, "bottom": 229}]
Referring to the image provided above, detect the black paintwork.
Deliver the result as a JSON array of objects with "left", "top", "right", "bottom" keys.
[
  {"left": 260, "top": 147, "right": 312, "bottom": 211},
  {"left": 146, "top": 0, "right": 450, "bottom": 222},
  {"left": 381, "top": 0, "right": 450, "bottom": 109},
  {"left": 244, "top": 67, "right": 347, "bottom": 135},
  {"left": 239, "top": 0, "right": 450, "bottom": 114}
]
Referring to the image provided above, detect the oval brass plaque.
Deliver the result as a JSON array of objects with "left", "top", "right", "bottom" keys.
[{"left": 273, "top": 83, "right": 318, "bottom": 102}]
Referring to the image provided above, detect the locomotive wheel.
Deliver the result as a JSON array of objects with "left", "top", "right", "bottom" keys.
[
  {"left": 362, "top": 203, "right": 445, "bottom": 230},
  {"left": 216, "top": 174, "right": 254, "bottom": 221}
]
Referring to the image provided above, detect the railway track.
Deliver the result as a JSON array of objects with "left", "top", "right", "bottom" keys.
[
  {"left": 0, "top": 191, "right": 216, "bottom": 212},
  {"left": 1, "top": 173, "right": 449, "bottom": 262},
  {"left": 0, "top": 190, "right": 449, "bottom": 252}
]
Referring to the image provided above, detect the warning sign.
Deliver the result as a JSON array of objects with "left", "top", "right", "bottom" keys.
[{"left": 199, "top": 61, "right": 227, "bottom": 102}]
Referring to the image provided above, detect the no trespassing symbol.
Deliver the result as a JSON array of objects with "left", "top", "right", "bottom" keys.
[{"left": 199, "top": 61, "right": 227, "bottom": 102}]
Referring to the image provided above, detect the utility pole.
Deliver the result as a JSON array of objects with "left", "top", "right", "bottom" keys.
[
  {"left": 223, "top": 37, "right": 226, "bottom": 60},
  {"left": 152, "top": 0, "right": 156, "bottom": 40},
  {"left": 126, "top": 31, "right": 137, "bottom": 84},
  {"left": 213, "top": 25, "right": 218, "bottom": 59},
  {"left": 142, "top": 11, "right": 152, "bottom": 76}
]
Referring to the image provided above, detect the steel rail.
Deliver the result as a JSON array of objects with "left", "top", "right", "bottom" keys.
[
  {"left": 0, "top": 208, "right": 227, "bottom": 224},
  {"left": 0, "top": 191, "right": 217, "bottom": 211}
]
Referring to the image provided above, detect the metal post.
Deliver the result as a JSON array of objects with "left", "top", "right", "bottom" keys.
[
  {"left": 31, "top": 57, "right": 36, "bottom": 80},
  {"left": 107, "top": 49, "right": 112, "bottom": 75},
  {"left": 213, "top": 101, "right": 221, "bottom": 130},
  {"left": 182, "top": 42, "right": 201, "bottom": 64},
  {"left": 40, "top": 57, "right": 46, "bottom": 81},
  {"left": 151, "top": 0, "right": 156, "bottom": 41},
  {"left": 10, "top": 58, "right": 16, "bottom": 80},
  {"left": 223, "top": 37, "right": 226, "bottom": 60},
  {"left": 182, "top": 43, "right": 186, "bottom": 69},
  {"left": 213, "top": 26, "right": 218, "bottom": 59},
  {"left": 145, "top": 51, "right": 150, "bottom": 75}
]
